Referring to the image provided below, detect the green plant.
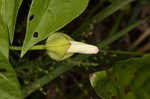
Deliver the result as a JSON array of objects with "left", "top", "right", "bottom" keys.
[
  {"left": 0, "top": 0, "right": 150, "bottom": 99},
  {"left": 90, "top": 54, "right": 150, "bottom": 99}
]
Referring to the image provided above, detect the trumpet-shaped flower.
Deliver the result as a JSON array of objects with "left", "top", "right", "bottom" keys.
[
  {"left": 67, "top": 41, "right": 99, "bottom": 54},
  {"left": 46, "top": 33, "right": 99, "bottom": 61}
]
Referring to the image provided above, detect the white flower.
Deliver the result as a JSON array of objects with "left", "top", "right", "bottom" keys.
[
  {"left": 67, "top": 41, "right": 99, "bottom": 54},
  {"left": 46, "top": 33, "right": 99, "bottom": 61}
]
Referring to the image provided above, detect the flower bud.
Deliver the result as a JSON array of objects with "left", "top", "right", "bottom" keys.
[
  {"left": 46, "top": 33, "right": 99, "bottom": 61},
  {"left": 67, "top": 41, "right": 99, "bottom": 54}
]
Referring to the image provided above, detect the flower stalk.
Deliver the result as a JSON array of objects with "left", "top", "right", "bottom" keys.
[{"left": 9, "top": 45, "right": 45, "bottom": 51}]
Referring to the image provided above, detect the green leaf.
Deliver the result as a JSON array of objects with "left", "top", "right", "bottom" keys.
[
  {"left": 0, "top": 0, "right": 22, "bottom": 43},
  {"left": 90, "top": 54, "right": 150, "bottom": 99},
  {"left": 0, "top": 15, "right": 8, "bottom": 58},
  {"left": 21, "top": 0, "right": 89, "bottom": 57},
  {"left": 0, "top": 52, "right": 22, "bottom": 99}
]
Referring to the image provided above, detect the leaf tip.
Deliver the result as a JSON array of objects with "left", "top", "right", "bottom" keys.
[{"left": 20, "top": 51, "right": 25, "bottom": 58}]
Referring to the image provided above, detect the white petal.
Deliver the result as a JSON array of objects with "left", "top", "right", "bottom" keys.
[{"left": 67, "top": 41, "right": 99, "bottom": 54}]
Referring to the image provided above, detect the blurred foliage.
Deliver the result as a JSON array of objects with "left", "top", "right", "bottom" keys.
[
  {"left": 8, "top": 0, "right": 150, "bottom": 99},
  {"left": 90, "top": 54, "right": 150, "bottom": 99}
]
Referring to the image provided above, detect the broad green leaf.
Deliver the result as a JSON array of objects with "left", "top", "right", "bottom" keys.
[
  {"left": 21, "top": 0, "right": 89, "bottom": 57},
  {"left": 0, "top": 52, "right": 22, "bottom": 99},
  {"left": 90, "top": 54, "right": 150, "bottom": 99},
  {"left": 0, "top": 15, "right": 8, "bottom": 58},
  {"left": 0, "top": 0, "right": 22, "bottom": 43}
]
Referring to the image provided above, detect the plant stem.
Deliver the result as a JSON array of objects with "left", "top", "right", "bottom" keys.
[
  {"left": 72, "top": 0, "right": 133, "bottom": 37},
  {"left": 9, "top": 45, "right": 142, "bottom": 55},
  {"left": 9, "top": 45, "right": 46, "bottom": 51},
  {"left": 22, "top": 63, "right": 74, "bottom": 98},
  {"left": 98, "top": 16, "right": 150, "bottom": 49},
  {"left": 108, "top": 12, "right": 124, "bottom": 37},
  {"left": 100, "top": 50, "right": 143, "bottom": 55}
]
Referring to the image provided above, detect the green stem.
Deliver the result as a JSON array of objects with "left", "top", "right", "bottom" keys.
[
  {"left": 9, "top": 45, "right": 143, "bottom": 55},
  {"left": 108, "top": 12, "right": 124, "bottom": 37},
  {"left": 72, "top": 0, "right": 133, "bottom": 37},
  {"left": 100, "top": 50, "right": 143, "bottom": 55},
  {"left": 9, "top": 45, "right": 46, "bottom": 51},
  {"left": 22, "top": 63, "right": 74, "bottom": 98},
  {"left": 98, "top": 16, "right": 150, "bottom": 49}
]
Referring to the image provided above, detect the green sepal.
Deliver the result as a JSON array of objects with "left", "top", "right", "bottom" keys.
[{"left": 46, "top": 33, "right": 73, "bottom": 61}]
